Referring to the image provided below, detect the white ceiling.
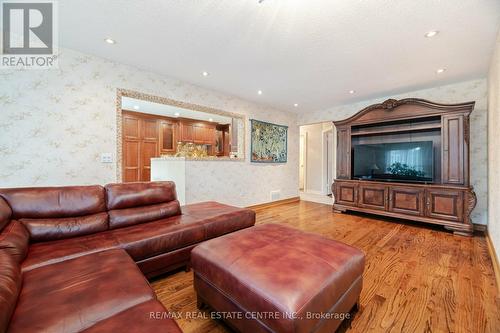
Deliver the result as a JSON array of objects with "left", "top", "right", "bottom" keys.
[
  {"left": 59, "top": 0, "right": 500, "bottom": 113},
  {"left": 121, "top": 97, "right": 232, "bottom": 124}
]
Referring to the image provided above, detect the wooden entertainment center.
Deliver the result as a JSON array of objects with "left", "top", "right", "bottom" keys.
[{"left": 332, "top": 98, "right": 477, "bottom": 236}]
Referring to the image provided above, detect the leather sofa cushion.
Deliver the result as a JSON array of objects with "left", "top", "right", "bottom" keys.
[
  {"left": 105, "top": 181, "right": 177, "bottom": 210},
  {"left": 83, "top": 300, "right": 182, "bottom": 333},
  {"left": 191, "top": 223, "right": 365, "bottom": 333},
  {"left": 21, "top": 231, "right": 120, "bottom": 272},
  {"left": 111, "top": 214, "right": 205, "bottom": 261},
  {"left": 21, "top": 201, "right": 256, "bottom": 271},
  {"left": 0, "top": 221, "right": 29, "bottom": 264},
  {"left": 0, "top": 186, "right": 108, "bottom": 242},
  {"left": 0, "top": 198, "right": 11, "bottom": 232},
  {"left": 105, "top": 182, "right": 181, "bottom": 229},
  {"left": 112, "top": 202, "right": 255, "bottom": 262},
  {"left": 0, "top": 185, "right": 106, "bottom": 219},
  {"left": 19, "top": 212, "right": 109, "bottom": 242},
  {"left": 182, "top": 201, "right": 256, "bottom": 239},
  {"left": 108, "top": 200, "right": 181, "bottom": 230},
  {"left": 0, "top": 252, "right": 21, "bottom": 333},
  {"left": 8, "top": 249, "right": 155, "bottom": 333}
]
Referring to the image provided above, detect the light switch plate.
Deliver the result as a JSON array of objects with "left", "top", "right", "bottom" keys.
[{"left": 100, "top": 153, "right": 113, "bottom": 163}]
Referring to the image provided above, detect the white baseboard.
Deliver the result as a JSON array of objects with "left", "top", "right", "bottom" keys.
[
  {"left": 300, "top": 191, "right": 333, "bottom": 205},
  {"left": 304, "top": 190, "right": 323, "bottom": 195}
]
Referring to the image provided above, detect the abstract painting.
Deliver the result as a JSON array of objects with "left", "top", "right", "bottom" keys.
[{"left": 250, "top": 119, "right": 288, "bottom": 163}]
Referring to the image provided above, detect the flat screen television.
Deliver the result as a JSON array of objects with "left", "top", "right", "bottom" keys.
[{"left": 353, "top": 141, "right": 434, "bottom": 183}]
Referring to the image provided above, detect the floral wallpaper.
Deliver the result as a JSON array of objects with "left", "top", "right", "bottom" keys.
[
  {"left": 0, "top": 48, "right": 299, "bottom": 207},
  {"left": 298, "top": 79, "right": 489, "bottom": 225},
  {"left": 488, "top": 31, "right": 500, "bottom": 257}
]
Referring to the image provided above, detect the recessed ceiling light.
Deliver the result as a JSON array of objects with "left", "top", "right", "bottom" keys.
[
  {"left": 174, "top": 112, "right": 180, "bottom": 116},
  {"left": 133, "top": 105, "right": 139, "bottom": 110},
  {"left": 257, "top": 90, "right": 263, "bottom": 95},
  {"left": 208, "top": 118, "right": 213, "bottom": 122},
  {"left": 294, "top": 103, "right": 299, "bottom": 107},
  {"left": 104, "top": 38, "right": 116, "bottom": 44},
  {"left": 202, "top": 71, "right": 209, "bottom": 77},
  {"left": 436, "top": 68, "right": 446, "bottom": 74},
  {"left": 349, "top": 90, "right": 356, "bottom": 94},
  {"left": 424, "top": 30, "right": 439, "bottom": 38}
]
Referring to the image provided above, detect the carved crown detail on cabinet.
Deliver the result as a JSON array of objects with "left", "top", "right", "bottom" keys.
[
  {"left": 332, "top": 98, "right": 476, "bottom": 236},
  {"left": 380, "top": 98, "right": 401, "bottom": 109}
]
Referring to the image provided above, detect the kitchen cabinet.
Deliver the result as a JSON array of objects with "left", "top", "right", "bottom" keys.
[
  {"left": 160, "top": 120, "right": 176, "bottom": 153},
  {"left": 179, "top": 122, "right": 193, "bottom": 142},
  {"left": 122, "top": 112, "right": 159, "bottom": 182}
]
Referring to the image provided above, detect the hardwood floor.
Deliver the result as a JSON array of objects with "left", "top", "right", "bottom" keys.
[{"left": 151, "top": 201, "right": 500, "bottom": 333}]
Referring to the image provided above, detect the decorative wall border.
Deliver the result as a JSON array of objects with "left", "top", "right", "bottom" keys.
[{"left": 115, "top": 88, "right": 247, "bottom": 182}]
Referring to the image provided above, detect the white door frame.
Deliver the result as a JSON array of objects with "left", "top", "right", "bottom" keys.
[
  {"left": 322, "top": 127, "right": 334, "bottom": 195},
  {"left": 299, "top": 133, "right": 307, "bottom": 191}
]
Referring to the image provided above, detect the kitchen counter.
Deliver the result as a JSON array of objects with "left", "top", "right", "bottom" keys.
[{"left": 153, "top": 156, "right": 244, "bottom": 162}]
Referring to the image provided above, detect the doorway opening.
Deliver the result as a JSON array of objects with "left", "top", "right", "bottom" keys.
[{"left": 299, "top": 122, "right": 335, "bottom": 205}]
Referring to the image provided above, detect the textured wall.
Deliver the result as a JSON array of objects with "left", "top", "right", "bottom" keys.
[
  {"left": 0, "top": 48, "right": 299, "bottom": 207},
  {"left": 298, "top": 79, "right": 488, "bottom": 225},
  {"left": 488, "top": 30, "right": 500, "bottom": 259}
]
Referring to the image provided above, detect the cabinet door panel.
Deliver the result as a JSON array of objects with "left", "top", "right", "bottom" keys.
[
  {"left": 141, "top": 141, "right": 158, "bottom": 182},
  {"left": 123, "top": 116, "right": 140, "bottom": 139},
  {"left": 442, "top": 115, "right": 464, "bottom": 185},
  {"left": 205, "top": 127, "right": 215, "bottom": 144},
  {"left": 122, "top": 114, "right": 141, "bottom": 183},
  {"left": 160, "top": 121, "right": 175, "bottom": 153},
  {"left": 336, "top": 126, "right": 351, "bottom": 179},
  {"left": 193, "top": 124, "right": 205, "bottom": 143},
  {"left": 358, "top": 184, "right": 387, "bottom": 210},
  {"left": 334, "top": 182, "right": 357, "bottom": 206},
  {"left": 142, "top": 119, "right": 158, "bottom": 140},
  {"left": 123, "top": 140, "right": 140, "bottom": 182},
  {"left": 180, "top": 123, "right": 193, "bottom": 142},
  {"left": 426, "top": 189, "right": 463, "bottom": 222},
  {"left": 389, "top": 187, "right": 424, "bottom": 216}
]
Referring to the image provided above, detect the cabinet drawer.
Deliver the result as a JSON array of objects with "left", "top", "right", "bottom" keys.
[
  {"left": 426, "top": 189, "right": 463, "bottom": 222},
  {"left": 389, "top": 187, "right": 424, "bottom": 216},
  {"left": 358, "top": 184, "right": 387, "bottom": 210},
  {"left": 334, "top": 182, "right": 358, "bottom": 206}
]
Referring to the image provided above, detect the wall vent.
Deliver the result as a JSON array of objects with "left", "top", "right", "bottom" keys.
[{"left": 270, "top": 190, "right": 281, "bottom": 201}]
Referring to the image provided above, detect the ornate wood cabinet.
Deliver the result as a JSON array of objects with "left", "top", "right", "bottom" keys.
[{"left": 332, "top": 98, "right": 477, "bottom": 236}]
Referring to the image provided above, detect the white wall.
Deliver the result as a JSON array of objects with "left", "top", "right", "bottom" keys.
[
  {"left": 0, "top": 48, "right": 299, "bottom": 207},
  {"left": 298, "top": 79, "right": 488, "bottom": 225},
  {"left": 488, "top": 30, "right": 500, "bottom": 259}
]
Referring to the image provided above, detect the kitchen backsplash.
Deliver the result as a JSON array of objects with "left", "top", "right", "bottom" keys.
[{"left": 173, "top": 142, "right": 208, "bottom": 158}]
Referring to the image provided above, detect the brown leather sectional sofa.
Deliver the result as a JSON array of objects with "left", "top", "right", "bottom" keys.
[{"left": 0, "top": 181, "right": 255, "bottom": 332}]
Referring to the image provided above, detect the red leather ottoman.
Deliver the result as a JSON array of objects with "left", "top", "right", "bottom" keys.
[{"left": 191, "top": 223, "right": 365, "bottom": 333}]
